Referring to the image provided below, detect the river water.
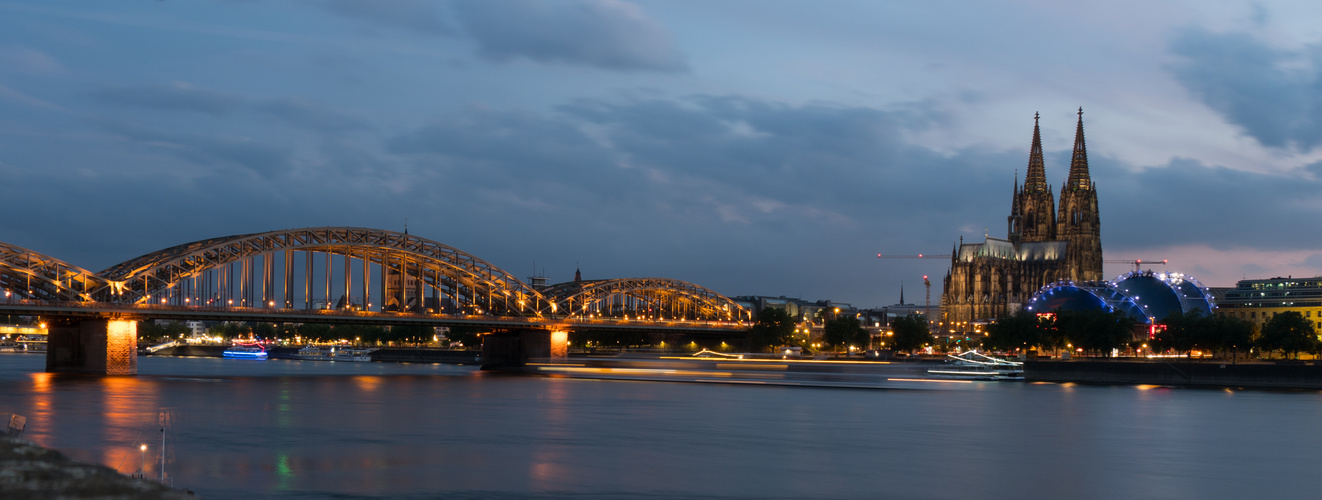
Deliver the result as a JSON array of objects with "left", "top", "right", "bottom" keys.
[{"left": 2, "top": 353, "right": 1321, "bottom": 499}]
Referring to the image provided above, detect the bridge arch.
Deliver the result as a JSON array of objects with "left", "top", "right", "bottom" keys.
[
  {"left": 539, "top": 278, "right": 748, "bottom": 322},
  {"left": 91, "top": 227, "right": 547, "bottom": 316},
  {"left": 0, "top": 242, "right": 107, "bottom": 301}
]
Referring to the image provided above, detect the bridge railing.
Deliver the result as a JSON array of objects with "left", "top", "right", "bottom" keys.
[{"left": 0, "top": 298, "right": 750, "bottom": 329}]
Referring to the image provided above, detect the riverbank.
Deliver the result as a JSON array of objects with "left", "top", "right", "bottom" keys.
[
  {"left": 0, "top": 436, "right": 197, "bottom": 499},
  {"left": 1026, "top": 359, "right": 1322, "bottom": 390},
  {"left": 146, "top": 345, "right": 482, "bottom": 364}
]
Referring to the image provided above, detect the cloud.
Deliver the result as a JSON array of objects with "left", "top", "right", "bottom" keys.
[
  {"left": 99, "top": 120, "right": 294, "bottom": 178},
  {"left": 0, "top": 45, "right": 63, "bottom": 75},
  {"left": 91, "top": 82, "right": 368, "bottom": 134},
  {"left": 307, "top": 0, "right": 453, "bottom": 35},
  {"left": 451, "top": 0, "right": 686, "bottom": 72},
  {"left": 1094, "top": 156, "right": 1322, "bottom": 252},
  {"left": 1168, "top": 28, "right": 1322, "bottom": 151},
  {"left": 254, "top": 98, "right": 371, "bottom": 132},
  {"left": 92, "top": 82, "right": 243, "bottom": 116}
]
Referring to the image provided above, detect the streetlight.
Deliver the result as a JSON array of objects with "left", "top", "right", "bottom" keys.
[{"left": 139, "top": 444, "right": 147, "bottom": 477}]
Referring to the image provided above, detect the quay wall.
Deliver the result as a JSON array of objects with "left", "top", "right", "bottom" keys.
[
  {"left": 145, "top": 345, "right": 480, "bottom": 364},
  {"left": 1025, "top": 360, "right": 1322, "bottom": 390}
]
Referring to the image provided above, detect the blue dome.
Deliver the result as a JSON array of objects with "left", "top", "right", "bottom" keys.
[
  {"left": 1027, "top": 282, "right": 1149, "bottom": 323},
  {"left": 1112, "top": 273, "right": 1184, "bottom": 322},
  {"left": 1030, "top": 285, "right": 1107, "bottom": 312},
  {"left": 1025, "top": 271, "right": 1215, "bottom": 324}
]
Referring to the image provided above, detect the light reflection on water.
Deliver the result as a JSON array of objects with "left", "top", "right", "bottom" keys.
[{"left": 3, "top": 353, "right": 1322, "bottom": 499}]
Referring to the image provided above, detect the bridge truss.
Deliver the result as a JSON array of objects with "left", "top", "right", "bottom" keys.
[
  {"left": 539, "top": 278, "right": 749, "bottom": 322},
  {"left": 0, "top": 227, "right": 748, "bottom": 325}
]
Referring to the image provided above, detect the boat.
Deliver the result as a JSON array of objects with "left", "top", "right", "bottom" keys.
[
  {"left": 222, "top": 343, "right": 268, "bottom": 360},
  {"left": 926, "top": 351, "right": 1023, "bottom": 380},
  {"left": 293, "top": 345, "right": 375, "bottom": 362}
]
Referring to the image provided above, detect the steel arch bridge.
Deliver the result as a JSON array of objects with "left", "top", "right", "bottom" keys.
[
  {"left": 0, "top": 242, "right": 107, "bottom": 302},
  {"left": 0, "top": 227, "right": 748, "bottom": 324},
  {"left": 539, "top": 278, "right": 749, "bottom": 322}
]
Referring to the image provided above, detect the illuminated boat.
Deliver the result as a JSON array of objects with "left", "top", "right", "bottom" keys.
[
  {"left": 926, "top": 351, "right": 1022, "bottom": 380},
  {"left": 222, "top": 343, "right": 268, "bottom": 360},
  {"left": 294, "top": 345, "right": 374, "bottom": 362}
]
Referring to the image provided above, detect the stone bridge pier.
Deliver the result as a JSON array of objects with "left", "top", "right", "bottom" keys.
[
  {"left": 480, "top": 329, "right": 569, "bottom": 370},
  {"left": 46, "top": 318, "right": 138, "bottom": 375}
]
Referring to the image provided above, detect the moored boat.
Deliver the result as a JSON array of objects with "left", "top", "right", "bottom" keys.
[
  {"left": 222, "top": 343, "right": 268, "bottom": 360},
  {"left": 294, "top": 345, "right": 375, "bottom": 362}
]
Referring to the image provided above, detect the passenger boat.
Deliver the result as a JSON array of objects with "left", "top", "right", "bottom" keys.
[
  {"left": 222, "top": 343, "right": 268, "bottom": 360},
  {"left": 926, "top": 351, "right": 1023, "bottom": 380},
  {"left": 294, "top": 345, "right": 375, "bottom": 362}
]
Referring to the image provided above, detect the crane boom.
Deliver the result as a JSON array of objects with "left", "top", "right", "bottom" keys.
[
  {"left": 1104, "top": 259, "right": 1168, "bottom": 272},
  {"left": 875, "top": 254, "right": 951, "bottom": 259}
]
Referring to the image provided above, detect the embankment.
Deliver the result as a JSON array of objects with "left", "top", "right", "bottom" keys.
[
  {"left": 0, "top": 436, "right": 197, "bottom": 499},
  {"left": 1026, "top": 359, "right": 1322, "bottom": 390}
]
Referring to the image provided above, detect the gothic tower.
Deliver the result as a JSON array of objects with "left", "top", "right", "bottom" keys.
[
  {"left": 1017, "top": 113, "right": 1056, "bottom": 243},
  {"left": 1057, "top": 108, "right": 1103, "bottom": 282}
]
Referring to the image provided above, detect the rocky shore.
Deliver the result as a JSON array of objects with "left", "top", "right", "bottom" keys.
[{"left": 0, "top": 436, "right": 197, "bottom": 499}]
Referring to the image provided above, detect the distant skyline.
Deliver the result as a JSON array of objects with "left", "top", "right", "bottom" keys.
[{"left": 4, "top": 1, "right": 1322, "bottom": 308}]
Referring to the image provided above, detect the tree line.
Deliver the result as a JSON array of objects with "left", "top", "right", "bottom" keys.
[
  {"left": 748, "top": 308, "right": 934, "bottom": 353},
  {"left": 984, "top": 308, "right": 1319, "bottom": 359}
]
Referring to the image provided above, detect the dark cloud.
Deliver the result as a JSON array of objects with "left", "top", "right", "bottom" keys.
[
  {"left": 451, "top": 0, "right": 687, "bottom": 72},
  {"left": 98, "top": 120, "right": 294, "bottom": 178},
  {"left": 92, "top": 83, "right": 368, "bottom": 134},
  {"left": 307, "top": 0, "right": 453, "bottom": 35},
  {"left": 1169, "top": 28, "right": 1322, "bottom": 150},
  {"left": 254, "top": 98, "right": 371, "bottom": 132},
  {"left": 23, "top": 86, "right": 1322, "bottom": 305},
  {"left": 1095, "top": 156, "right": 1322, "bottom": 251},
  {"left": 91, "top": 83, "right": 242, "bottom": 116}
]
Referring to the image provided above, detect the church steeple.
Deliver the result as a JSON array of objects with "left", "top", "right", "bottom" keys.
[
  {"left": 1065, "top": 107, "right": 1091, "bottom": 191},
  {"left": 1057, "top": 107, "right": 1102, "bottom": 282},
  {"left": 1024, "top": 113, "right": 1048, "bottom": 194},
  {"left": 1016, "top": 112, "right": 1056, "bottom": 242},
  {"left": 1007, "top": 170, "right": 1021, "bottom": 241}
]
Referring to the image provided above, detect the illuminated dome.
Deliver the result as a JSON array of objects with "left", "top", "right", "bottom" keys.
[
  {"left": 1026, "top": 282, "right": 1147, "bottom": 322},
  {"left": 1025, "top": 271, "right": 1214, "bottom": 324},
  {"left": 1110, "top": 271, "right": 1214, "bottom": 321}
]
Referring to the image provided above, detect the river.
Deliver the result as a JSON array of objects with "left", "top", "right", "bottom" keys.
[{"left": 2, "top": 353, "right": 1321, "bottom": 499}]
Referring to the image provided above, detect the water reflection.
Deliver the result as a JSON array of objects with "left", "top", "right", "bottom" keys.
[{"left": 5, "top": 355, "right": 1322, "bottom": 500}]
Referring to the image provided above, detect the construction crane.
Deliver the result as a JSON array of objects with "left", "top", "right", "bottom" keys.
[
  {"left": 876, "top": 253, "right": 951, "bottom": 259},
  {"left": 1105, "top": 259, "right": 1168, "bottom": 272}
]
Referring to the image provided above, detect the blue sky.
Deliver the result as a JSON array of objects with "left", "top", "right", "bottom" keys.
[{"left": 4, "top": 0, "right": 1322, "bottom": 308}]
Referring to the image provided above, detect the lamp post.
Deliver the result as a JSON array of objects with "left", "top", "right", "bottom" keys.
[{"left": 139, "top": 444, "right": 147, "bottom": 477}]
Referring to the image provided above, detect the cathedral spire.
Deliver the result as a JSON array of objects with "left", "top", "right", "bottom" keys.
[
  {"left": 1024, "top": 112, "right": 1048, "bottom": 194},
  {"left": 1066, "top": 107, "right": 1091, "bottom": 191}
]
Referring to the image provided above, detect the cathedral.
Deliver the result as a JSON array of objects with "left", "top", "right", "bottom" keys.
[{"left": 940, "top": 109, "right": 1103, "bottom": 328}]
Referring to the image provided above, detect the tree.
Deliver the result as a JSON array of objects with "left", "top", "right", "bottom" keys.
[
  {"left": 1152, "top": 311, "right": 1213, "bottom": 357},
  {"left": 1055, "top": 309, "right": 1133, "bottom": 356},
  {"left": 445, "top": 326, "right": 483, "bottom": 349},
  {"left": 1210, "top": 315, "right": 1253, "bottom": 359},
  {"left": 823, "top": 316, "right": 869, "bottom": 351},
  {"left": 253, "top": 323, "right": 277, "bottom": 340},
  {"left": 983, "top": 310, "right": 1050, "bottom": 352},
  {"left": 1258, "top": 311, "right": 1317, "bottom": 359},
  {"left": 138, "top": 320, "right": 190, "bottom": 343},
  {"left": 749, "top": 308, "right": 795, "bottom": 352},
  {"left": 890, "top": 314, "right": 934, "bottom": 353}
]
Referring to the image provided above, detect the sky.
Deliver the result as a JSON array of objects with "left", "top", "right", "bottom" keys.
[{"left": 3, "top": 0, "right": 1322, "bottom": 309}]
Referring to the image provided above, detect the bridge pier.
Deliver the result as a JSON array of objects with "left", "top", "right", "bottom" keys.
[
  {"left": 481, "top": 329, "right": 568, "bottom": 370},
  {"left": 46, "top": 319, "right": 138, "bottom": 375}
]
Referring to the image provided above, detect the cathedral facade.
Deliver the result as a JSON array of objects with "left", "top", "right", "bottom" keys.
[{"left": 940, "top": 110, "right": 1103, "bottom": 328}]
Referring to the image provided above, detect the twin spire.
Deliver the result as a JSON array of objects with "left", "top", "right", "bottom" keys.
[
  {"left": 1024, "top": 112, "right": 1049, "bottom": 194},
  {"left": 1065, "top": 107, "right": 1091, "bottom": 191},
  {"left": 1023, "top": 108, "right": 1090, "bottom": 193}
]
